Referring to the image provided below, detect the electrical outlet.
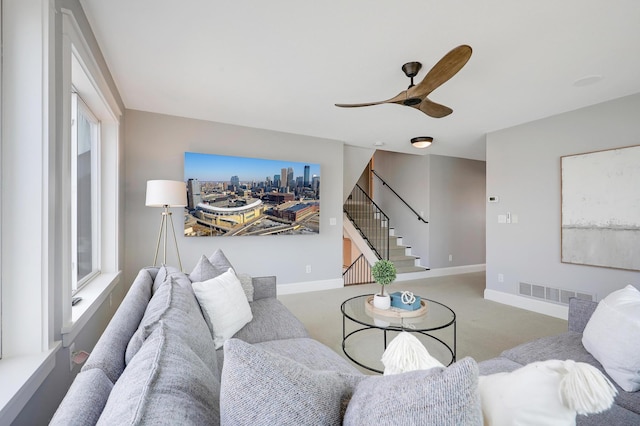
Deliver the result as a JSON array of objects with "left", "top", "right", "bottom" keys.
[
  {"left": 448, "top": 254, "right": 453, "bottom": 262},
  {"left": 498, "top": 273, "right": 504, "bottom": 283},
  {"left": 305, "top": 265, "right": 312, "bottom": 274},
  {"left": 69, "top": 343, "right": 76, "bottom": 371}
]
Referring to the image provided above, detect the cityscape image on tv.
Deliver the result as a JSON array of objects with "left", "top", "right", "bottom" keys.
[{"left": 184, "top": 152, "right": 320, "bottom": 237}]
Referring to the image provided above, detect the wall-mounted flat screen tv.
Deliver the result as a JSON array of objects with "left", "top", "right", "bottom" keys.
[{"left": 184, "top": 151, "right": 320, "bottom": 237}]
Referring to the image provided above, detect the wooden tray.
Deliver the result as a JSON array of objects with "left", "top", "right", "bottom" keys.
[{"left": 365, "top": 295, "right": 428, "bottom": 318}]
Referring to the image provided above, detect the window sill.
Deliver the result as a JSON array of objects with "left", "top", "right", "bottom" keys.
[
  {"left": 0, "top": 342, "right": 61, "bottom": 424},
  {"left": 61, "top": 270, "right": 122, "bottom": 347}
]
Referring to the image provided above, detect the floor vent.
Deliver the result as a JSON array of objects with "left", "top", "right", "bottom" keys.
[{"left": 519, "top": 282, "right": 594, "bottom": 305}]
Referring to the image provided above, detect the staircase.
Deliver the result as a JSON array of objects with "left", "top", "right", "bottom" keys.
[
  {"left": 388, "top": 232, "right": 426, "bottom": 274},
  {"left": 344, "top": 184, "right": 427, "bottom": 278}
]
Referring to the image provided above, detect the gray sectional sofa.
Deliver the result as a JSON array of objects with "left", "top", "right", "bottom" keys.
[
  {"left": 50, "top": 264, "right": 482, "bottom": 425},
  {"left": 51, "top": 264, "right": 638, "bottom": 425},
  {"left": 477, "top": 297, "right": 640, "bottom": 425}
]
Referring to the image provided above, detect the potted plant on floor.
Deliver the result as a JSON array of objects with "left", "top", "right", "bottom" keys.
[{"left": 371, "top": 259, "right": 396, "bottom": 310}]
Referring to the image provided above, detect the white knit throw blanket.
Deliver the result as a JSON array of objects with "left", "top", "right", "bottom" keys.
[{"left": 381, "top": 331, "right": 444, "bottom": 375}]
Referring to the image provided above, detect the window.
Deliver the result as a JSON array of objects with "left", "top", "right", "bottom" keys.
[
  {"left": 71, "top": 92, "right": 100, "bottom": 292},
  {"left": 60, "top": 9, "right": 122, "bottom": 345}
]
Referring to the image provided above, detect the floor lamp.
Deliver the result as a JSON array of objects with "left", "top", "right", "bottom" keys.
[{"left": 146, "top": 180, "right": 187, "bottom": 271}]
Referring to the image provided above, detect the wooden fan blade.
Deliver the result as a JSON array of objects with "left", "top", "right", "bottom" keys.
[
  {"left": 335, "top": 90, "right": 408, "bottom": 108},
  {"left": 417, "top": 98, "right": 453, "bottom": 118},
  {"left": 412, "top": 45, "right": 472, "bottom": 97},
  {"left": 335, "top": 101, "right": 389, "bottom": 108}
]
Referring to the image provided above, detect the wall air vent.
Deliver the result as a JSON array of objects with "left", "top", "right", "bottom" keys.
[
  {"left": 545, "top": 287, "right": 560, "bottom": 303},
  {"left": 531, "top": 284, "right": 545, "bottom": 299},
  {"left": 519, "top": 282, "right": 594, "bottom": 305},
  {"left": 519, "top": 282, "right": 531, "bottom": 296}
]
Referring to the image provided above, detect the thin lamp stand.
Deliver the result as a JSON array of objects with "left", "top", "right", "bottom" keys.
[{"left": 153, "top": 204, "right": 183, "bottom": 271}]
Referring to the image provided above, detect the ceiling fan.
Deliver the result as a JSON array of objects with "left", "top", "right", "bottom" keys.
[{"left": 335, "top": 45, "right": 472, "bottom": 118}]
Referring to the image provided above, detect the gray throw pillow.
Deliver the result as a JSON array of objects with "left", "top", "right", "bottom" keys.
[
  {"left": 97, "top": 323, "right": 220, "bottom": 425},
  {"left": 189, "top": 254, "right": 224, "bottom": 282},
  {"left": 343, "top": 357, "right": 482, "bottom": 426},
  {"left": 125, "top": 277, "right": 218, "bottom": 374},
  {"left": 236, "top": 272, "right": 254, "bottom": 302},
  {"left": 208, "top": 248, "right": 235, "bottom": 272},
  {"left": 220, "top": 338, "right": 360, "bottom": 426}
]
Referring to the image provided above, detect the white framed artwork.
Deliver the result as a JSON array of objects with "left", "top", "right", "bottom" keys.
[{"left": 561, "top": 144, "right": 640, "bottom": 271}]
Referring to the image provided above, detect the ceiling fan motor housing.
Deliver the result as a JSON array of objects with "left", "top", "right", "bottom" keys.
[
  {"left": 402, "top": 61, "right": 423, "bottom": 97},
  {"left": 402, "top": 61, "right": 422, "bottom": 78},
  {"left": 403, "top": 97, "right": 422, "bottom": 106}
]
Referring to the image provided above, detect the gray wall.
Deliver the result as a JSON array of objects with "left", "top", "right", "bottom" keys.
[
  {"left": 123, "top": 110, "right": 345, "bottom": 287},
  {"left": 372, "top": 151, "right": 486, "bottom": 269},
  {"left": 343, "top": 145, "right": 374, "bottom": 202},
  {"left": 429, "top": 155, "right": 486, "bottom": 268},
  {"left": 486, "top": 92, "right": 640, "bottom": 302}
]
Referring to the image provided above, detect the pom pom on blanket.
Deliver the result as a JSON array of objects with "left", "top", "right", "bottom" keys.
[
  {"left": 381, "top": 332, "right": 444, "bottom": 375},
  {"left": 479, "top": 359, "right": 618, "bottom": 426},
  {"left": 559, "top": 359, "right": 617, "bottom": 415}
]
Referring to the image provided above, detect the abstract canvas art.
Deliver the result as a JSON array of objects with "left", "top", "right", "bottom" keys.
[
  {"left": 184, "top": 152, "right": 320, "bottom": 237},
  {"left": 561, "top": 145, "right": 640, "bottom": 271}
]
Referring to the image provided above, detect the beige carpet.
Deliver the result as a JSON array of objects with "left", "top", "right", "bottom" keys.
[{"left": 278, "top": 272, "right": 567, "bottom": 374}]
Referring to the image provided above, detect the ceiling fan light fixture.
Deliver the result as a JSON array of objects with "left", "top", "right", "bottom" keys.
[{"left": 411, "top": 136, "right": 433, "bottom": 148}]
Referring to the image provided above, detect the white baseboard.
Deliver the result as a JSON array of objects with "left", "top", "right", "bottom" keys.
[
  {"left": 277, "top": 265, "right": 486, "bottom": 295},
  {"left": 395, "top": 264, "right": 486, "bottom": 282},
  {"left": 484, "top": 289, "right": 569, "bottom": 320},
  {"left": 277, "top": 278, "right": 343, "bottom": 295}
]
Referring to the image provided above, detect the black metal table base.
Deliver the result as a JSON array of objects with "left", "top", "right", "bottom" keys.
[{"left": 341, "top": 296, "right": 456, "bottom": 374}]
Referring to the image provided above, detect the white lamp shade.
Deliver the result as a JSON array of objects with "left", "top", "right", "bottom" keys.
[{"left": 146, "top": 180, "right": 187, "bottom": 207}]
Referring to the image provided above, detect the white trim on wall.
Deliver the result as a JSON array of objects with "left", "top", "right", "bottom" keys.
[
  {"left": 276, "top": 264, "right": 487, "bottom": 295},
  {"left": 484, "top": 289, "right": 569, "bottom": 320},
  {"left": 277, "top": 278, "right": 344, "bottom": 295},
  {"left": 0, "top": 1, "right": 56, "bottom": 423}
]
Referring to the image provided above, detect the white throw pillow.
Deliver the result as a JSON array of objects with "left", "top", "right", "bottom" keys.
[
  {"left": 381, "top": 331, "right": 444, "bottom": 375},
  {"left": 479, "top": 360, "right": 617, "bottom": 426},
  {"left": 582, "top": 284, "right": 640, "bottom": 392},
  {"left": 192, "top": 268, "right": 253, "bottom": 349}
]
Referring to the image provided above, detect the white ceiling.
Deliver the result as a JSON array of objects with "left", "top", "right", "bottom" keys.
[{"left": 80, "top": 0, "right": 640, "bottom": 160}]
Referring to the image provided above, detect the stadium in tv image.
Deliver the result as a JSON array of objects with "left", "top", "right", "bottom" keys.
[{"left": 184, "top": 152, "right": 320, "bottom": 237}]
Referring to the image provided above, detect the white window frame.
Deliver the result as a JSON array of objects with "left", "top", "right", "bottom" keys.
[{"left": 60, "top": 9, "right": 122, "bottom": 346}]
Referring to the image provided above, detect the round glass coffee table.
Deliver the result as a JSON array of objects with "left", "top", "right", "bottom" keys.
[{"left": 341, "top": 294, "right": 456, "bottom": 373}]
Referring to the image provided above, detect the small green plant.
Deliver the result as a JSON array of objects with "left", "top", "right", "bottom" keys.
[{"left": 371, "top": 259, "right": 397, "bottom": 296}]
